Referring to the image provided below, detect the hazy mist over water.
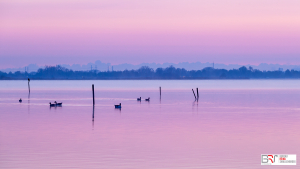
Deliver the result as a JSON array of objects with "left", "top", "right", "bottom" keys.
[{"left": 1, "top": 80, "right": 300, "bottom": 168}]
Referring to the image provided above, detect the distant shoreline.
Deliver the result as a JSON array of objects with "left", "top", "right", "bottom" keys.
[{"left": 1, "top": 65, "right": 300, "bottom": 80}]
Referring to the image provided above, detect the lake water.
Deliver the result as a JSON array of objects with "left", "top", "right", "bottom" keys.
[{"left": 1, "top": 80, "right": 300, "bottom": 169}]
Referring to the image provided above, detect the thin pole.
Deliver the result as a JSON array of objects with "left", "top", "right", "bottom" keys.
[
  {"left": 159, "top": 86, "right": 161, "bottom": 97},
  {"left": 196, "top": 88, "right": 199, "bottom": 99},
  {"left": 28, "top": 78, "right": 30, "bottom": 93},
  {"left": 192, "top": 89, "right": 196, "bottom": 100},
  {"left": 92, "top": 84, "right": 95, "bottom": 105}
]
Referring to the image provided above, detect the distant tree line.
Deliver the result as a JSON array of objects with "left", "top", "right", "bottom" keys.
[{"left": 1, "top": 65, "right": 300, "bottom": 80}]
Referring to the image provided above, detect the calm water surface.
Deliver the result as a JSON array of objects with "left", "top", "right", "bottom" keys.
[{"left": 1, "top": 80, "right": 300, "bottom": 169}]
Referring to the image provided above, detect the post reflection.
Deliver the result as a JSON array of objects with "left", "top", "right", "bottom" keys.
[
  {"left": 192, "top": 100, "right": 198, "bottom": 113},
  {"left": 92, "top": 105, "right": 95, "bottom": 129},
  {"left": 28, "top": 93, "right": 30, "bottom": 114}
]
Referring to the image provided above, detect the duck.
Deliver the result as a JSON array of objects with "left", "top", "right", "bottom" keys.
[
  {"left": 49, "top": 102, "right": 56, "bottom": 107},
  {"left": 54, "top": 101, "right": 62, "bottom": 106},
  {"left": 145, "top": 97, "right": 150, "bottom": 101},
  {"left": 137, "top": 97, "right": 141, "bottom": 101},
  {"left": 115, "top": 103, "right": 121, "bottom": 108},
  {"left": 19, "top": 98, "right": 22, "bottom": 103}
]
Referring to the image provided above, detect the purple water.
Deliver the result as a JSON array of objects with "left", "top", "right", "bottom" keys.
[{"left": 1, "top": 80, "right": 300, "bottom": 168}]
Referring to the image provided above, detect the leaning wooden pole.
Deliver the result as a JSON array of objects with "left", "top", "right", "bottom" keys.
[
  {"left": 28, "top": 78, "right": 30, "bottom": 94},
  {"left": 196, "top": 88, "right": 199, "bottom": 100},
  {"left": 192, "top": 89, "right": 197, "bottom": 100},
  {"left": 92, "top": 84, "right": 95, "bottom": 105}
]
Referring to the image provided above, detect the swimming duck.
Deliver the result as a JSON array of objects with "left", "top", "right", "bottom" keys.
[
  {"left": 54, "top": 101, "right": 62, "bottom": 106},
  {"left": 115, "top": 103, "right": 121, "bottom": 108},
  {"left": 49, "top": 102, "right": 56, "bottom": 107}
]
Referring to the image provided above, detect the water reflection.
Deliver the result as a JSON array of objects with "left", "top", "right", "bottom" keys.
[
  {"left": 192, "top": 100, "right": 198, "bottom": 107},
  {"left": 1, "top": 80, "right": 300, "bottom": 169},
  {"left": 49, "top": 105, "right": 62, "bottom": 110},
  {"left": 92, "top": 105, "right": 95, "bottom": 120},
  {"left": 28, "top": 93, "right": 30, "bottom": 114},
  {"left": 92, "top": 105, "right": 94, "bottom": 129},
  {"left": 192, "top": 100, "right": 199, "bottom": 114},
  {"left": 114, "top": 107, "right": 121, "bottom": 113}
]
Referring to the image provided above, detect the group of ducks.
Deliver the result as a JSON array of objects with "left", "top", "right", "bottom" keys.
[
  {"left": 19, "top": 98, "right": 63, "bottom": 107},
  {"left": 49, "top": 101, "right": 63, "bottom": 107},
  {"left": 137, "top": 97, "right": 150, "bottom": 101},
  {"left": 114, "top": 97, "right": 150, "bottom": 109},
  {"left": 20, "top": 96, "right": 149, "bottom": 109}
]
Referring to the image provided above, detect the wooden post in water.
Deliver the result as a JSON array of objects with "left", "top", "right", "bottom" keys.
[
  {"left": 196, "top": 88, "right": 199, "bottom": 100},
  {"left": 192, "top": 89, "right": 196, "bottom": 100},
  {"left": 159, "top": 86, "right": 161, "bottom": 98},
  {"left": 92, "top": 84, "right": 95, "bottom": 105},
  {"left": 28, "top": 78, "right": 30, "bottom": 93}
]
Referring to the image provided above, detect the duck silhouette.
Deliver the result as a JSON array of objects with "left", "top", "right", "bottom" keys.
[
  {"left": 115, "top": 103, "right": 121, "bottom": 108},
  {"left": 49, "top": 102, "right": 56, "bottom": 107}
]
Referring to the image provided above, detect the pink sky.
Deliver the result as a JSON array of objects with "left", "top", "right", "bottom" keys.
[{"left": 0, "top": 0, "right": 300, "bottom": 68}]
